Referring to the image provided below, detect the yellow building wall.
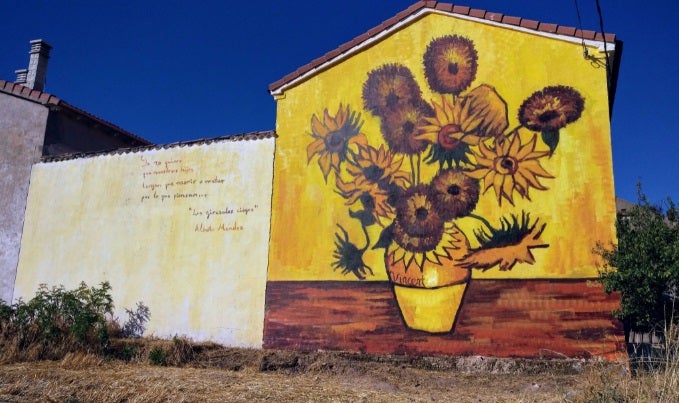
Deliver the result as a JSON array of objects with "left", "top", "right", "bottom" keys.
[
  {"left": 15, "top": 138, "right": 275, "bottom": 347},
  {"left": 269, "top": 13, "right": 616, "bottom": 281}
]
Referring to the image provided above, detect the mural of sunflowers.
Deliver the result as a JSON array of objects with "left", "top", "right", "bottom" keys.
[{"left": 306, "top": 34, "right": 586, "bottom": 332}]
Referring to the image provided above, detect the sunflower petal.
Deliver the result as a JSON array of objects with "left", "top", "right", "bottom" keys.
[
  {"left": 521, "top": 159, "right": 554, "bottom": 179},
  {"left": 324, "top": 108, "right": 338, "bottom": 131},
  {"left": 464, "top": 84, "right": 509, "bottom": 137},
  {"left": 307, "top": 139, "right": 326, "bottom": 162},
  {"left": 318, "top": 153, "right": 332, "bottom": 181},
  {"left": 311, "top": 114, "right": 328, "bottom": 136},
  {"left": 349, "top": 133, "right": 369, "bottom": 149},
  {"left": 414, "top": 130, "right": 439, "bottom": 143}
]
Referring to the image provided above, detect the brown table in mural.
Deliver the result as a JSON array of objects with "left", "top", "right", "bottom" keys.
[{"left": 263, "top": 280, "right": 624, "bottom": 360}]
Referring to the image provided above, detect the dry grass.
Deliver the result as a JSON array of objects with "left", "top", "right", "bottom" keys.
[
  {"left": 0, "top": 356, "right": 587, "bottom": 402},
  {"left": 6, "top": 335, "right": 679, "bottom": 402},
  {"left": 0, "top": 341, "right": 605, "bottom": 402}
]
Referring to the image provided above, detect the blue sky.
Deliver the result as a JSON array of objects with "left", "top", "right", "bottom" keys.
[{"left": 2, "top": 1, "right": 678, "bottom": 205}]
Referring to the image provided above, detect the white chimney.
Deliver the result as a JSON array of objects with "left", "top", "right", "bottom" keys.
[
  {"left": 14, "top": 69, "right": 28, "bottom": 85},
  {"left": 17, "top": 39, "right": 52, "bottom": 91}
]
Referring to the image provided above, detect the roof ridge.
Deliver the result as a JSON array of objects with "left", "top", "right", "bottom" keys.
[
  {"left": 0, "top": 79, "right": 151, "bottom": 145},
  {"left": 0, "top": 79, "right": 62, "bottom": 104},
  {"left": 40, "top": 130, "right": 277, "bottom": 163},
  {"left": 269, "top": 1, "right": 617, "bottom": 93}
]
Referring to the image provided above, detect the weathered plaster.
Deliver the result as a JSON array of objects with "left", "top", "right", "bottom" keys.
[{"left": 0, "top": 94, "right": 47, "bottom": 303}]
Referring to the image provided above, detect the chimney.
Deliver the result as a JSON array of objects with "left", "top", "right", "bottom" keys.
[
  {"left": 14, "top": 69, "right": 28, "bottom": 85},
  {"left": 20, "top": 39, "right": 52, "bottom": 91}
]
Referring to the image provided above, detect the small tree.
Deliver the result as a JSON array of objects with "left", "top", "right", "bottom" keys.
[{"left": 596, "top": 186, "right": 679, "bottom": 331}]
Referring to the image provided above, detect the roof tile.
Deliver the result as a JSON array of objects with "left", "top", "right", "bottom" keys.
[
  {"left": 502, "top": 15, "right": 521, "bottom": 26},
  {"left": 520, "top": 19, "right": 540, "bottom": 30},
  {"left": 538, "top": 23, "right": 558, "bottom": 33},
  {"left": 434, "top": 3, "right": 454, "bottom": 12},
  {"left": 485, "top": 12, "right": 503, "bottom": 22},
  {"left": 366, "top": 24, "right": 384, "bottom": 37},
  {"left": 595, "top": 32, "right": 616, "bottom": 42},
  {"left": 557, "top": 26, "right": 577, "bottom": 36},
  {"left": 452, "top": 5, "right": 470, "bottom": 14},
  {"left": 38, "top": 93, "right": 52, "bottom": 103},
  {"left": 469, "top": 9, "right": 486, "bottom": 18},
  {"left": 576, "top": 29, "right": 597, "bottom": 40},
  {"left": 324, "top": 47, "right": 343, "bottom": 60},
  {"left": 404, "top": 1, "right": 427, "bottom": 14}
]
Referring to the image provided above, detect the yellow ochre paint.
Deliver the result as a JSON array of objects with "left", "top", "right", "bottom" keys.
[{"left": 269, "top": 12, "right": 615, "bottom": 281}]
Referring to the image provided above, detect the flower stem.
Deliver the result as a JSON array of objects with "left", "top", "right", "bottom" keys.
[
  {"left": 409, "top": 154, "right": 417, "bottom": 185},
  {"left": 360, "top": 223, "right": 371, "bottom": 253},
  {"left": 468, "top": 213, "right": 494, "bottom": 231}
]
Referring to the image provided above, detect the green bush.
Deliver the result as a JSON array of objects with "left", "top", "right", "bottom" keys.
[
  {"left": 149, "top": 346, "right": 167, "bottom": 366},
  {"left": 0, "top": 282, "right": 115, "bottom": 361},
  {"left": 596, "top": 186, "right": 679, "bottom": 331}
]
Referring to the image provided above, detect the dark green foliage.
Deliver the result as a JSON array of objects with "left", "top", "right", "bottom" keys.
[
  {"left": 0, "top": 282, "right": 115, "bottom": 360},
  {"left": 122, "top": 302, "right": 150, "bottom": 338},
  {"left": 474, "top": 211, "right": 545, "bottom": 249},
  {"left": 424, "top": 142, "right": 472, "bottom": 169},
  {"left": 332, "top": 224, "right": 373, "bottom": 280},
  {"left": 149, "top": 346, "right": 167, "bottom": 366},
  {"left": 541, "top": 129, "right": 559, "bottom": 156},
  {"left": 596, "top": 187, "right": 679, "bottom": 331}
]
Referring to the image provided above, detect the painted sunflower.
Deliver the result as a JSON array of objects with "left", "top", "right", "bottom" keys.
[
  {"left": 430, "top": 168, "right": 480, "bottom": 220},
  {"left": 394, "top": 184, "right": 443, "bottom": 239},
  {"left": 345, "top": 144, "right": 410, "bottom": 190},
  {"left": 363, "top": 64, "right": 423, "bottom": 116},
  {"left": 417, "top": 87, "right": 508, "bottom": 167},
  {"left": 466, "top": 132, "right": 552, "bottom": 206},
  {"left": 336, "top": 178, "right": 393, "bottom": 225},
  {"left": 307, "top": 104, "right": 368, "bottom": 181},
  {"left": 458, "top": 212, "right": 548, "bottom": 271},
  {"left": 518, "top": 86, "right": 585, "bottom": 132},
  {"left": 380, "top": 101, "right": 432, "bottom": 155},
  {"left": 389, "top": 221, "right": 467, "bottom": 269},
  {"left": 423, "top": 35, "right": 478, "bottom": 95}
]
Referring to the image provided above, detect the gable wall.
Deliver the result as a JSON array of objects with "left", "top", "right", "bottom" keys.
[{"left": 266, "top": 12, "right": 622, "bottom": 358}]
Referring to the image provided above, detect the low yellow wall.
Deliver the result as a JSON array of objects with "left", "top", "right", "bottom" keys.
[{"left": 15, "top": 137, "right": 275, "bottom": 347}]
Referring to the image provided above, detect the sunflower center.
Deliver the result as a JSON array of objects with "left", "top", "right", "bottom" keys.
[
  {"left": 538, "top": 110, "right": 561, "bottom": 124},
  {"left": 415, "top": 207, "right": 429, "bottom": 220},
  {"left": 447, "top": 184, "right": 461, "bottom": 196},
  {"left": 497, "top": 157, "right": 518, "bottom": 174},
  {"left": 402, "top": 120, "right": 416, "bottom": 135},
  {"left": 448, "top": 62, "right": 459, "bottom": 75},
  {"left": 385, "top": 92, "right": 400, "bottom": 110},
  {"left": 363, "top": 165, "right": 385, "bottom": 182},
  {"left": 438, "top": 124, "right": 462, "bottom": 151},
  {"left": 325, "top": 131, "right": 345, "bottom": 152}
]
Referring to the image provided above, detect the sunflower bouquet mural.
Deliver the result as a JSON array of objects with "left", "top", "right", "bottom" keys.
[{"left": 306, "top": 34, "right": 585, "bottom": 333}]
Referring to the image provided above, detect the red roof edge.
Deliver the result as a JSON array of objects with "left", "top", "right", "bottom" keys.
[
  {"left": 268, "top": 1, "right": 618, "bottom": 94},
  {"left": 0, "top": 79, "right": 151, "bottom": 146}
]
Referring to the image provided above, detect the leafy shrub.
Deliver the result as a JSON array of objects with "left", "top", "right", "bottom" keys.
[
  {"left": 149, "top": 346, "right": 167, "bottom": 366},
  {"left": 596, "top": 186, "right": 679, "bottom": 331},
  {"left": 0, "top": 282, "right": 115, "bottom": 361},
  {"left": 122, "top": 302, "right": 150, "bottom": 338}
]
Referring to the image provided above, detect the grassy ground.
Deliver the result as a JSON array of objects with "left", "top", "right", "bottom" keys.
[{"left": 0, "top": 343, "right": 622, "bottom": 402}]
